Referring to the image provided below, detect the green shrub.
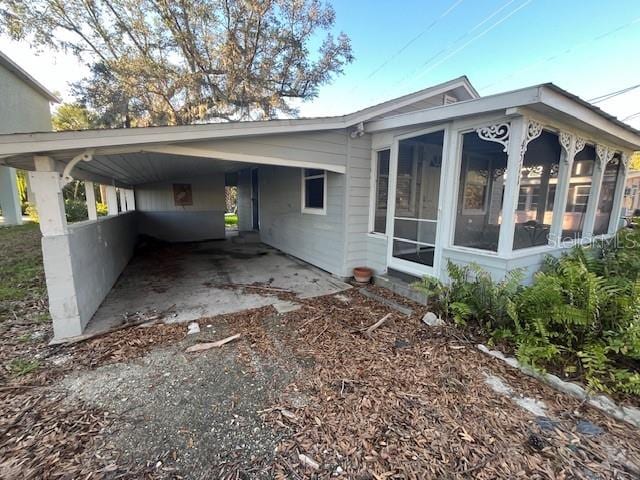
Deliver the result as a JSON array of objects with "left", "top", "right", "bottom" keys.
[
  {"left": 414, "top": 261, "right": 523, "bottom": 331},
  {"left": 25, "top": 202, "right": 38, "bottom": 222},
  {"left": 64, "top": 199, "right": 89, "bottom": 222},
  {"left": 96, "top": 202, "right": 108, "bottom": 216},
  {"left": 21, "top": 201, "right": 108, "bottom": 223},
  {"left": 415, "top": 233, "right": 640, "bottom": 397}
]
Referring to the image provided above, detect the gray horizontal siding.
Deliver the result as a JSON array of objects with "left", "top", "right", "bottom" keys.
[
  {"left": 190, "top": 130, "right": 349, "bottom": 168},
  {"left": 259, "top": 165, "right": 347, "bottom": 276},
  {"left": 342, "top": 133, "right": 389, "bottom": 275}
]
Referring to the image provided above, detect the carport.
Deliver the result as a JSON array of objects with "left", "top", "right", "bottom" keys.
[{"left": 0, "top": 119, "right": 348, "bottom": 340}]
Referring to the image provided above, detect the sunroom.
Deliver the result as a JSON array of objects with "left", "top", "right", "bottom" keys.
[{"left": 365, "top": 85, "right": 640, "bottom": 283}]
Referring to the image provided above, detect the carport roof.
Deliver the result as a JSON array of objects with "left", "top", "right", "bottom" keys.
[{"left": 0, "top": 76, "right": 638, "bottom": 187}]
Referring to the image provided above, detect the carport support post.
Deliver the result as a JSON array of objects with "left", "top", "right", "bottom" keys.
[
  {"left": 125, "top": 189, "right": 136, "bottom": 211},
  {"left": 118, "top": 187, "right": 127, "bottom": 212},
  {"left": 0, "top": 166, "right": 22, "bottom": 225},
  {"left": 85, "top": 181, "right": 98, "bottom": 220},
  {"left": 106, "top": 185, "right": 119, "bottom": 215},
  {"left": 29, "top": 155, "right": 84, "bottom": 339},
  {"left": 28, "top": 156, "right": 67, "bottom": 236}
]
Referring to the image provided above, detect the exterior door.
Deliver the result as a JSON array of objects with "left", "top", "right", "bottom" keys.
[
  {"left": 251, "top": 168, "right": 259, "bottom": 230},
  {"left": 387, "top": 129, "right": 446, "bottom": 277}
]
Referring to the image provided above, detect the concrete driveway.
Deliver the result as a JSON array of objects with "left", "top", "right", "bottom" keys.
[{"left": 84, "top": 236, "right": 350, "bottom": 335}]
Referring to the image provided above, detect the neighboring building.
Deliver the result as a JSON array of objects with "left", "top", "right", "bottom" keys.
[
  {"left": 1, "top": 76, "right": 639, "bottom": 340},
  {"left": 0, "top": 50, "right": 59, "bottom": 224},
  {"left": 623, "top": 170, "right": 640, "bottom": 216}
]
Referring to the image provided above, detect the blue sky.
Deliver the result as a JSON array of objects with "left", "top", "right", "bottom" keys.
[{"left": 1, "top": 0, "right": 639, "bottom": 127}]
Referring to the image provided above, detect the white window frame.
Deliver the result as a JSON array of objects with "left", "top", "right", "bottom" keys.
[
  {"left": 368, "top": 147, "right": 390, "bottom": 237},
  {"left": 301, "top": 169, "right": 327, "bottom": 215}
]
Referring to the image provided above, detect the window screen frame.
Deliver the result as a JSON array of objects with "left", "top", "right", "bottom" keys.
[
  {"left": 301, "top": 168, "right": 327, "bottom": 215},
  {"left": 369, "top": 147, "right": 391, "bottom": 236}
]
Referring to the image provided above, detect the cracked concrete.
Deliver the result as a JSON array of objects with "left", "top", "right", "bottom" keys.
[{"left": 84, "top": 239, "right": 350, "bottom": 336}]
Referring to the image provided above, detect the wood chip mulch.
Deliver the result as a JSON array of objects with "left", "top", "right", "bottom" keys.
[{"left": 224, "top": 286, "right": 640, "bottom": 479}]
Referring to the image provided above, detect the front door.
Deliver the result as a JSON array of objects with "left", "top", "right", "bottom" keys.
[{"left": 387, "top": 129, "right": 446, "bottom": 277}]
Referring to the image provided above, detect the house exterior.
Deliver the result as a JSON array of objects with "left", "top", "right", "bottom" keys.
[
  {"left": 1, "top": 76, "right": 639, "bottom": 340},
  {"left": 0, "top": 51, "right": 59, "bottom": 224}
]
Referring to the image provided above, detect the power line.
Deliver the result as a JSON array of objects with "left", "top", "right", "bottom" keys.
[
  {"left": 395, "top": 0, "right": 533, "bottom": 90},
  {"left": 358, "top": 0, "right": 465, "bottom": 83},
  {"left": 392, "top": 0, "right": 520, "bottom": 90},
  {"left": 479, "top": 16, "right": 640, "bottom": 92},
  {"left": 589, "top": 83, "right": 640, "bottom": 104},
  {"left": 622, "top": 111, "right": 640, "bottom": 122}
]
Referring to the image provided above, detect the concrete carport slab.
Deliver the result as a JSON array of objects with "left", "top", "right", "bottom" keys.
[{"left": 83, "top": 236, "right": 351, "bottom": 336}]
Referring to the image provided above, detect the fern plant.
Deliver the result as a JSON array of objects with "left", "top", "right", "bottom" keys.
[{"left": 414, "top": 233, "right": 640, "bottom": 398}]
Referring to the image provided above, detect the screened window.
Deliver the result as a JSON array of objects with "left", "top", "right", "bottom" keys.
[
  {"left": 562, "top": 145, "right": 596, "bottom": 240},
  {"left": 593, "top": 153, "right": 621, "bottom": 236},
  {"left": 513, "top": 130, "right": 561, "bottom": 250},
  {"left": 372, "top": 150, "right": 390, "bottom": 234},
  {"left": 302, "top": 169, "right": 326, "bottom": 214},
  {"left": 454, "top": 131, "right": 508, "bottom": 251}
]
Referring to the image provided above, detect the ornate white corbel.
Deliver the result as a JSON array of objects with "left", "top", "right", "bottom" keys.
[
  {"left": 575, "top": 137, "right": 586, "bottom": 156},
  {"left": 520, "top": 120, "right": 543, "bottom": 159},
  {"left": 621, "top": 152, "right": 630, "bottom": 171},
  {"left": 62, "top": 149, "right": 95, "bottom": 184},
  {"left": 476, "top": 123, "right": 510, "bottom": 152},
  {"left": 595, "top": 144, "right": 615, "bottom": 168}
]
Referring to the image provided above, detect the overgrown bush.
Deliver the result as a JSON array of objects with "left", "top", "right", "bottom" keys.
[
  {"left": 26, "top": 201, "right": 108, "bottom": 223},
  {"left": 64, "top": 199, "right": 89, "bottom": 222},
  {"left": 415, "top": 231, "right": 640, "bottom": 397},
  {"left": 415, "top": 261, "right": 523, "bottom": 331}
]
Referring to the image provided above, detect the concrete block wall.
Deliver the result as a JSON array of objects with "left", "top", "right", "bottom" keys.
[{"left": 44, "top": 212, "right": 138, "bottom": 339}]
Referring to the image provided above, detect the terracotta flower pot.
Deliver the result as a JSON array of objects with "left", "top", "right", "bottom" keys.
[{"left": 353, "top": 266, "right": 373, "bottom": 284}]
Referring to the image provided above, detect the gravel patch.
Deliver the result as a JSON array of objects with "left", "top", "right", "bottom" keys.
[{"left": 63, "top": 321, "right": 294, "bottom": 479}]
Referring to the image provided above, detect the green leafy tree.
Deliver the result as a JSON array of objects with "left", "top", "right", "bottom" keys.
[
  {"left": 1, "top": 0, "right": 353, "bottom": 127},
  {"left": 630, "top": 152, "right": 640, "bottom": 171},
  {"left": 52, "top": 103, "right": 96, "bottom": 131}
]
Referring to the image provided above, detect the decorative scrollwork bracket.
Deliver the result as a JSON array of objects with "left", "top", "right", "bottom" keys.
[
  {"left": 596, "top": 144, "right": 615, "bottom": 168},
  {"left": 476, "top": 123, "right": 510, "bottom": 153},
  {"left": 558, "top": 132, "right": 586, "bottom": 165},
  {"left": 520, "top": 120, "right": 543, "bottom": 159}
]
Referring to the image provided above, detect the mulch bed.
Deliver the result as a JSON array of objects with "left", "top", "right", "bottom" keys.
[
  {"left": 219, "top": 286, "right": 640, "bottom": 479},
  {"left": 2, "top": 282, "right": 640, "bottom": 479}
]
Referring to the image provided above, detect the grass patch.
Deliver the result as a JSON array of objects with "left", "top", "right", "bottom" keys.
[
  {"left": 224, "top": 213, "right": 238, "bottom": 226},
  {"left": 0, "top": 223, "right": 46, "bottom": 317},
  {"left": 8, "top": 358, "right": 40, "bottom": 376}
]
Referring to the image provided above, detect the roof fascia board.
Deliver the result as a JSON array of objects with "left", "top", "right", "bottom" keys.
[
  {"left": 143, "top": 145, "right": 347, "bottom": 174},
  {"left": 364, "top": 86, "right": 542, "bottom": 132},
  {"left": 344, "top": 78, "right": 477, "bottom": 126},
  {"left": 539, "top": 86, "right": 640, "bottom": 149},
  {"left": 0, "top": 118, "right": 347, "bottom": 156}
]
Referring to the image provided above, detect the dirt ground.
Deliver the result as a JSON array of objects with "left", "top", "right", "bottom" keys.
[{"left": 2, "top": 226, "right": 640, "bottom": 479}]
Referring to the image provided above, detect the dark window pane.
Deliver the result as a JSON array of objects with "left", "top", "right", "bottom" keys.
[
  {"left": 513, "top": 130, "right": 560, "bottom": 250},
  {"left": 394, "top": 219, "right": 437, "bottom": 245},
  {"left": 593, "top": 154, "right": 621, "bottom": 235},
  {"left": 373, "top": 150, "right": 390, "bottom": 234},
  {"left": 562, "top": 145, "right": 596, "bottom": 240},
  {"left": 304, "top": 168, "right": 324, "bottom": 177},
  {"left": 454, "top": 130, "right": 508, "bottom": 251},
  {"left": 392, "top": 240, "right": 435, "bottom": 266},
  {"left": 305, "top": 177, "right": 324, "bottom": 209}
]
